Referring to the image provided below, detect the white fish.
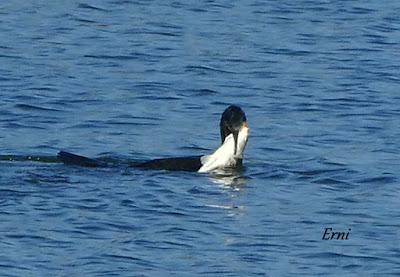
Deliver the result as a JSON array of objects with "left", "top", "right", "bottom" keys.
[{"left": 198, "top": 126, "right": 249, "bottom": 173}]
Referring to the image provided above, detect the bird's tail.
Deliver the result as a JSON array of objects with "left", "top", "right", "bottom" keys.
[{"left": 57, "top": 151, "right": 105, "bottom": 167}]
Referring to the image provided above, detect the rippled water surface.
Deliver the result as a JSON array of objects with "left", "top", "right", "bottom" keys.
[{"left": 1, "top": 1, "right": 400, "bottom": 276}]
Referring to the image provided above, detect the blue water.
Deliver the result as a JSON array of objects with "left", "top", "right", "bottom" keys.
[{"left": 1, "top": 1, "right": 400, "bottom": 276}]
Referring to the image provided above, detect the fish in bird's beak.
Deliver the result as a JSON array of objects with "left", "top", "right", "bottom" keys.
[{"left": 234, "top": 121, "right": 249, "bottom": 155}]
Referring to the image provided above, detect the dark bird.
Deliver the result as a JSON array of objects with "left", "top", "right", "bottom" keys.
[{"left": 58, "top": 105, "right": 249, "bottom": 172}]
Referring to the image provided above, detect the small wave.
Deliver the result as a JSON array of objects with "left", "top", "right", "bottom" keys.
[
  {"left": 185, "top": 65, "right": 237, "bottom": 74},
  {"left": 83, "top": 54, "right": 139, "bottom": 60},
  {"left": 292, "top": 168, "right": 345, "bottom": 177},
  {"left": 85, "top": 52, "right": 175, "bottom": 61},
  {"left": 105, "top": 120, "right": 158, "bottom": 127},
  {"left": 189, "top": 88, "right": 219, "bottom": 96},
  {"left": 357, "top": 176, "right": 397, "bottom": 184},
  {"left": 0, "top": 54, "right": 23, "bottom": 60},
  {"left": 302, "top": 252, "right": 391, "bottom": 263},
  {"left": 143, "top": 30, "right": 181, "bottom": 37},
  {"left": 77, "top": 3, "right": 108, "bottom": 12},
  {"left": 312, "top": 178, "right": 350, "bottom": 186},
  {"left": 0, "top": 189, "right": 32, "bottom": 198},
  {"left": 14, "top": 104, "right": 61, "bottom": 112},
  {"left": 3, "top": 123, "right": 46, "bottom": 130},
  {"left": 24, "top": 86, "right": 58, "bottom": 92},
  {"left": 73, "top": 17, "right": 98, "bottom": 24},
  {"left": 262, "top": 48, "right": 312, "bottom": 57},
  {"left": 102, "top": 254, "right": 152, "bottom": 265}
]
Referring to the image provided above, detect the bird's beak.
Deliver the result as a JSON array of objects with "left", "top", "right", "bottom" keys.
[{"left": 232, "top": 129, "right": 239, "bottom": 155}]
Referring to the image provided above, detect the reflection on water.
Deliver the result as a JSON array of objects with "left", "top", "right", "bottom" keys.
[{"left": 208, "top": 167, "right": 248, "bottom": 188}]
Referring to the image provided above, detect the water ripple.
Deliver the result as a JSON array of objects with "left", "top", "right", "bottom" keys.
[
  {"left": 14, "top": 104, "right": 62, "bottom": 112},
  {"left": 1, "top": 0, "right": 400, "bottom": 276}
]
